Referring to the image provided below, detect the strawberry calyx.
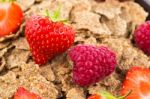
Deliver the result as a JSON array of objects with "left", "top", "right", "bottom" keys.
[
  {"left": 117, "top": 90, "right": 132, "bottom": 99},
  {"left": 0, "top": 0, "right": 16, "bottom": 2},
  {"left": 97, "top": 90, "right": 132, "bottom": 99},
  {"left": 45, "top": 5, "right": 68, "bottom": 24}
]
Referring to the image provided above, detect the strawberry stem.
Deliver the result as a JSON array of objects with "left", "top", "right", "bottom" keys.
[
  {"left": 1, "top": 0, "right": 5, "bottom": 2},
  {"left": 45, "top": 5, "right": 69, "bottom": 24},
  {"left": 117, "top": 90, "right": 132, "bottom": 99},
  {"left": 1, "top": 0, "right": 16, "bottom": 2},
  {"left": 45, "top": 9, "right": 50, "bottom": 17},
  {"left": 9, "top": 0, "right": 16, "bottom": 2},
  {"left": 100, "top": 91, "right": 116, "bottom": 99},
  {"left": 97, "top": 90, "right": 132, "bottom": 99},
  {"left": 52, "top": 4, "right": 61, "bottom": 20}
]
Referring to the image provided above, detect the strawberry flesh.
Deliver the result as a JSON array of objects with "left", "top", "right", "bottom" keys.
[
  {"left": 88, "top": 94, "right": 102, "bottom": 99},
  {"left": 121, "top": 67, "right": 150, "bottom": 99},
  {"left": 14, "top": 87, "right": 41, "bottom": 99},
  {"left": 0, "top": 2, "right": 23, "bottom": 37}
]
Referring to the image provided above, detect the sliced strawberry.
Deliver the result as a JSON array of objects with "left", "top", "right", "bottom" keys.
[
  {"left": 121, "top": 67, "right": 150, "bottom": 99},
  {"left": 14, "top": 87, "right": 41, "bottom": 99},
  {"left": 88, "top": 94, "right": 103, "bottom": 99},
  {"left": 88, "top": 91, "right": 131, "bottom": 99},
  {"left": 0, "top": 2, "right": 23, "bottom": 37}
]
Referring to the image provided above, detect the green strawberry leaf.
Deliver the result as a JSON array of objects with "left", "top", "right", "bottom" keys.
[
  {"left": 45, "top": 9, "right": 50, "bottom": 17},
  {"left": 117, "top": 90, "right": 132, "bottom": 99},
  {"left": 1, "top": 0, "right": 16, "bottom": 2},
  {"left": 9, "top": 0, "right": 15, "bottom": 2},
  {"left": 98, "top": 90, "right": 132, "bottom": 99},
  {"left": 52, "top": 4, "right": 61, "bottom": 20},
  {"left": 100, "top": 91, "right": 116, "bottom": 99},
  {"left": 45, "top": 5, "right": 69, "bottom": 24}
]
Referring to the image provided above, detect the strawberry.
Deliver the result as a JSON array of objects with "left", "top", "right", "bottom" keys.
[
  {"left": 121, "top": 67, "right": 150, "bottom": 99},
  {"left": 25, "top": 7, "right": 75, "bottom": 65},
  {"left": 88, "top": 91, "right": 131, "bottom": 99},
  {"left": 88, "top": 94, "right": 102, "bottom": 99},
  {"left": 0, "top": 0, "right": 23, "bottom": 37},
  {"left": 13, "top": 87, "right": 41, "bottom": 99}
]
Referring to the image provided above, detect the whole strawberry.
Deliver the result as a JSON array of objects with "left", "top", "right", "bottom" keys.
[
  {"left": 134, "top": 21, "right": 150, "bottom": 55},
  {"left": 25, "top": 8, "right": 75, "bottom": 65},
  {"left": 68, "top": 45, "right": 117, "bottom": 86}
]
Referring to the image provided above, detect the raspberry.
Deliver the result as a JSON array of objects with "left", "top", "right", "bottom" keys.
[
  {"left": 134, "top": 21, "right": 150, "bottom": 55},
  {"left": 68, "top": 45, "right": 117, "bottom": 86}
]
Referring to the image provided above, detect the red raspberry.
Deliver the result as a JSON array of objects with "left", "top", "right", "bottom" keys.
[
  {"left": 134, "top": 21, "right": 150, "bottom": 55},
  {"left": 68, "top": 45, "right": 117, "bottom": 86}
]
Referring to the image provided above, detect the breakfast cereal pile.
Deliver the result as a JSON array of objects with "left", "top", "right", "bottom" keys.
[{"left": 0, "top": 0, "right": 149, "bottom": 99}]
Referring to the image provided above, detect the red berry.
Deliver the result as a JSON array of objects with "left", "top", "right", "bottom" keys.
[
  {"left": 134, "top": 21, "right": 150, "bottom": 55},
  {"left": 0, "top": 2, "right": 23, "bottom": 37},
  {"left": 88, "top": 94, "right": 102, "bottom": 99},
  {"left": 14, "top": 87, "right": 41, "bottom": 99},
  {"left": 25, "top": 16, "right": 75, "bottom": 65},
  {"left": 121, "top": 67, "right": 150, "bottom": 99},
  {"left": 68, "top": 45, "right": 117, "bottom": 86}
]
